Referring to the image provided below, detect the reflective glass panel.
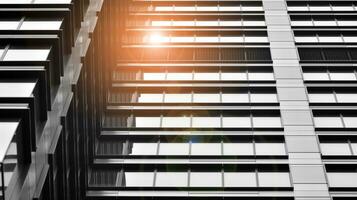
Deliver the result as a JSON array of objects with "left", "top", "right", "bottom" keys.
[
  {"left": 222, "top": 117, "right": 251, "bottom": 128},
  {"left": 224, "top": 172, "right": 257, "bottom": 187},
  {"left": 190, "top": 172, "right": 222, "bottom": 187},
  {"left": 258, "top": 172, "right": 291, "bottom": 187},
  {"left": 155, "top": 172, "right": 188, "bottom": 187},
  {"left": 314, "top": 117, "right": 343, "bottom": 128},
  {"left": 124, "top": 172, "right": 154, "bottom": 187},
  {"left": 158, "top": 143, "right": 189, "bottom": 155},
  {"left": 255, "top": 143, "right": 286, "bottom": 155},
  {"left": 320, "top": 143, "right": 351, "bottom": 155},
  {"left": 223, "top": 143, "right": 254, "bottom": 155}
]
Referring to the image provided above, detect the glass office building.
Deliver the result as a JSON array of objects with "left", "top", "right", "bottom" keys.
[{"left": 0, "top": 0, "right": 356, "bottom": 199}]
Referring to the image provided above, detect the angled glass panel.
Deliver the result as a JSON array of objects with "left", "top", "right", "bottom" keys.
[
  {"left": 0, "top": 82, "right": 36, "bottom": 97},
  {"left": 308, "top": 93, "right": 336, "bottom": 103},
  {"left": 190, "top": 172, "right": 222, "bottom": 187},
  {"left": 135, "top": 117, "right": 161, "bottom": 127},
  {"left": 224, "top": 172, "right": 257, "bottom": 187},
  {"left": 164, "top": 94, "right": 191, "bottom": 103},
  {"left": 253, "top": 117, "right": 282, "bottom": 128},
  {"left": 155, "top": 172, "right": 188, "bottom": 187},
  {"left": 248, "top": 73, "right": 274, "bottom": 80},
  {"left": 343, "top": 117, "right": 357, "bottom": 128},
  {"left": 221, "top": 93, "right": 249, "bottom": 103},
  {"left": 303, "top": 73, "right": 329, "bottom": 81},
  {"left": 138, "top": 93, "right": 163, "bottom": 103},
  {"left": 327, "top": 173, "right": 357, "bottom": 187},
  {"left": 191, "top": 143, "right": 221, "bottom": 155},
  {"left": 250, "top": 93, "right": 278, "bottom": 103},
  {"left": 192, "top": 117, "right": 220, "bottom": 128},
  {"left": 4, "top": 49, "right": 50, "bottom": 61},
  {"left": 124, "top": 172, "right": 154, "bottom": 187},
  {"left": 158, "top": 143, "right": 189, "bottom": 155},
  {"left": 143, "top": 73, "right": 166, "bottom": 80},
  {"left": 166, "top": 73, "right": 192, "bottom": 80},
  {"left": 320, "top": 143, "right": 351, "bottom": 155},
  {"left": 162, "top": 117, "right": 190, "bottom": 127},
  {"left": 258, "top": 172, "right": 291, "bottom": 187},
  {"left": 20, "top": 21, "right": 62, "bottom": 30},
  {"left": 194, "top": 73, "right": 220, "bottom": 80},
  {"left": 255, "top": 143, "right": 286, "bottom": 155},
  {"left": 330, "top": 73, "right": 356, "bottom": 80},
  {"left": 0, "top": 21, "right": 20, "bottom": 30},
  {"left": 222, "top": 117, "right": 251, "bottom": 128},
  {"left": 223, "top": 143, "right": 254, "bottom": 155},
  {"left": 193, "top": 93, "right": 220, "bottom": 103},
  {"left": 314, "top": 117, "right": 343, "bottom": 128},
  {"left": 221, "top": 72, "right": 247, "bottom": 80},
  {"left": 336, "top": 93, "right": 357, "bottom": 103},
  {"left": 128, "top": 142, "right": 157, "bottom": 155}
]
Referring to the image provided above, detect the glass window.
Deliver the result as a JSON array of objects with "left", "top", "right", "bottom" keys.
[
  {"left": 164, "top": 94, "right": 191, "bottom": 103},
  {"left": 220, "top": 6, "right": 241, "bottom": 11},
  {"left": 162, "top": 117, "right": 190, "bottom": 127},
  {"left": 332, "top": 6, "right": 354, "bottom": 11},
  {"left": 175, "top": 6, "right": 196, "bottom": 11},
  {"left": 295, "top": 37, "right": 318, "bottom": 43},
  {"left": 338, "top": 21, "right": 357, "bottom": 26},
  {"left": 303, "top": 73, "right": 329, "bottom": 81},
  {"left": 327, "top": 173, "right": 357, "bottom": 187},
  {"left": 192, "top": 117, "right": 221, "bottom": 128},
  {"left": 219, "top": 21, "right": 243, "bottom": 26},
  {"left": 171, "top": 37, "right": 194, "bottom": 43},
  {"left": 291, "top": 21, "right": 313, "bottom": 26},
  {"left": 128, "top": 142, "right": 157, "bottom": 155},
  {"left": 4, "top": 49, "right": 50, "bottom": 61},
  {"left": 220, "top": 37, "right": 243, "bottom": 43},
  {"left": 309, "top": 6, "right": 331, "bottom": 11},
  {"left": 250, "top": 93, "right": 278, "bottom": 103},
  {"left": 222, "top": 93, "right": 249, "bottom": 103},
  {"left": 195, "top": 37, "right": 219, "bottom": 43},
  {"left": 319, "top": 36, "right": 343, "bottom": 43},
  {"left": 343, "top": 37, "right": 357, "bottom": 43},
  {"left": 190, "top": 172, "right": 222, "bottom": 187},
  {"left": 343, "top": 117, "right": 357, "bottom": 128},
  {"left": 20, "top": 21, "right": 62, "bottom": 30},
  {"left": 143, "top": 73, "right": 166, "bottom": 80},
  {"left": 255, "top": 143, "right": 286, "bottom": 155},
  {"left": 223, "top": 143, "right": 254, "bottom": 155},
  {"left": 138, "top": 93, "right": 163, "bottom": 103},
  {"left": 221, "top": 72, "right": 247, "bottom": 80},
  {"left": 196, "top": 21, "right": 219, "bottom": 26},
  {"left": 336, "top": 93, "right": 357, "bottom": 102},
  {"left": 314, "top": 117, "right": 343, "bottom": 128},
  {"left": 124, "top": 172, "right": 154, "bottom": 187},
  {"left": 159, "top": 143, "right": 189, "bottom": 155},
  {"left": 258, "top": 172, "right": 291, "bottom": 187},
  {"left": 320, "top": 143, "right": 351, "bottom": 155},
  {"left": 0, "top": 82, "right": 36, "bottom": 97},
  {"left": 224, "top": 172, "right": 257, "bottom": 187},
  {"left": 308, "top": 93, "right": 336, "bottom": 103},
  {"left": 34, "top": 0, "right": 71, "bottom": 3},
  {"left": 191, "top": 143, "right": 221, "bottom": 155},
  {"left": 0, "top": 0, "right": 32, "bottom": 3},
  {"left": 248, "top": 73, "right": 274, "bottom": 80},
  {"left": 243, "top": 21, "right": 266, "bottom": 26},
  {"left": 167, "top": 73, "right": 192, "bottom": 80},
  {"left": 193, "top": 93, "right": 220, "bottom": 103},
  {"left": 194, "top": 73, "right": 220, "bottom": 80},
  {"left": 288, "top": 6, "right": 309, "bottom": 11},
  {"left": 0, "top": 21, "right": 20, "bottom": 30},
  {"left": 196, "top": 6, "right": 218, "bottom": 11},
  {"left": 253, "top": 117, "right": 282, "bottom": 128},
  {"left": 314, "top": 21, "right": 337, "bottom": 26},
  {"left": 155, "top": 172, "right": 188, "bottom": 187},
  {"left": 245, "top": 37, "right": 269, "bottom": 43},
  {"left": 222, "top": 117, "right": 251, "bottom": 128},
  {"left": 329, "top": 73, "right": 356, "bottom": 81},
  {"left": 242, "top": 6, "right": 263, "bottom": 11},
  {"left": 135, "top": 117, "right": 161, "bottom": 127}
]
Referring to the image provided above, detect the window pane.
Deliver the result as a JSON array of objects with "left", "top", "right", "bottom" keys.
[
  {"left": 224, "top": 172, "right": 257, "bottom": 187},
  {"left": 166, "top": 73, "right": 192, "bottom": 80},
  {"left": 223, "top": 143, "right": 254, "bottom": 155},
  {"left": 250, "top": 93, "right": 278, "bottom": 103},
  {"left": 303, "top": 73, "right": 329, "bottom": 81},
  {"left": 194, "top": 73, "right": 220, "bottom": 80},
  {"left": 143, "top": 73, "right": 165, "bottom": 80},
  {"left": 0, "top": 21, "right": 20, "bottom": 30},
  {"left": 20, "top": 21, "right": 62, "bottom": 30},
  {"left": 155, "top": 172, "right": 188, "bottom": 187},
  {"left": 291, "top": 21, "right": 313, "bottom": 26},
  {"left": 159, "top": 143, "right": 189, "bottom": 155},
  {"left": 319, "top": 37, "right": 343, "bottom": 43},
  {"left": 327, "top": 173, "right": 357, "bottom": 187},
  {"left": 336, "top": 93, "right": 357, "bottom": 103},
  {"left": 308, "top": 93, "right": 336, "bottom": 103},
  {"left": 221, "top": 72, "right": 247, "bottom": 80},
  {"left": 162, "top": 117, "right": 190, "bottom": 127},
  {"left": 128, "top": 143, "right": 157, "bottom": 155},
  {"left": 191, "top": 143, "right": 221, "bottom": 155},
  {"left": 192, "top": 117, "right": 220, "bottom": 128},
  {"left": 222, "top": 93, "right": 249, "bottom": 103},
  {"left": 4, "top": 49, "right": 50, "bottom": 61},
  {"left": 255, "top": 143, "right": 286, "bottom": 155},
  {"left": 351, "top": 143, "right": 357, "bottom": 155},
  {"left": 314, "top": 117, "right": 343, "bottom": 128},
  {"left": 165, "top": 94, "right": 191, "bottom": 103},
  {"left": 330, "top": 73, "right": 356, "bottom": 80},
  {"left": 253, "top": 117, "right": 282, "bottom": 128},
  {"left": 138, "top": 93, "right": 163, "bottom": 103},
  {"left": 190, "top": 172, "right": 222, "bottom": 187},
  {"left": 295, "top": 36, "right": 318, "bottom": 43},
  {"left": 258, "top": 172, "right": 291, "bottom": 187},
  {"left": 135, "top": 117, "right": 161, "bottom": 127},
  {"left": 193, "top": 93, "right": 220, "bottom": 103},
  {"left": 314, "top": 21, "right": 337, "bottom": 26},
  {"left": 248, "top": 73, "right": 274, "bottom": 80},
  {"left": 343, "top": 117, "right": 357, "bottom": 128},
  {"left": 124, "top": 172, "right": 154, "bottom": 187},
  {"left": 222, "top": 117, "right": 251, "bottom": 128},
  {"left": 320, "top": 143, "right": 351, "bottom": 155}
]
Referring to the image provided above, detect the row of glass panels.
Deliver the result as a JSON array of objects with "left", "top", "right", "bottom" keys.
[
  {"left": 314, "top": 117, "right": 357, "bottom": 128},
  {"left": 0, "top": 21, "right": 62, "bottom": 31},
  {"left": 144, "top": 35, "right": 268, "bottom": 43},
  {"left": 153, "top": 6, "right": 263, "bottom": 12},
  {"left": 133, "top": 116, "right": 282, "bottom": 128},
  {"left": 0, "top": 49, "right": 50, "bottom": 61},
  {"left": 127, "top": 141, "right": 286, "bottom": 156},
  {"left": 295, "top": 36, "right": 357, "bottom": 43}
]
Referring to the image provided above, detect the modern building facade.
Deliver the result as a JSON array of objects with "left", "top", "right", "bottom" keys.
[{"left": 0, "top": 0, "right": 357, "bottom": 199}]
